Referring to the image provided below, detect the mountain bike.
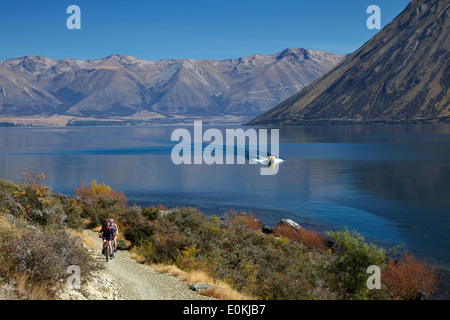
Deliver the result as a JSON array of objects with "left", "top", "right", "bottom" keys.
[
  {"left": 111, "top": 237, "right": 116, "bottom": 259},
  {"left": 103, "top": 239, "right": 115, "bottom": 262}
]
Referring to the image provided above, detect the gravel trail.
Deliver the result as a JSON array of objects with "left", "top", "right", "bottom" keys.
[{"left": 85, "top": 230, "right": 212, "bottom": 300}]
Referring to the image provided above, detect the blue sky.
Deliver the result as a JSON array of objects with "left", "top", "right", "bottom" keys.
[{"left": 0, "top": 0, "right": 410, "bottom": 61}]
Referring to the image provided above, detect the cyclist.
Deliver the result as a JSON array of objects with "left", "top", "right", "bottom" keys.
[
  {"left": 99, "top": 220, "right": 114, "bottom": 256},
  {"left": 109, "top": 218, "right": 118, "bottom": 252}
]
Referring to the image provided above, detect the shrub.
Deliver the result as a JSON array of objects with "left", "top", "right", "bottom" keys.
[
  {"left": 382, "top": 251, "right": 438, "bottom": 300},
  {"left": 0, "top": 173, "right": 71, "bottom": 228},
  {"left": 58, "top": 195, "right": 83, "bottom": 229},
  {"left": 75, "top": 181, "right": 128, "bottom": 229},
  {"left": 75, "top": 180, "right": 128, "bottom": 208},
  {"left": 122, "top": 206, "right": 156, "bottom": 246},
  {"left": 227, "top": 210, "right": 263, "bottom": 231},
  {"left": 142, "top": 206, "right": 159, "bottom": 221},
  {"left": 151, "top": 233, "right": 188, "bottom": 264},
  {"left": 156, "top": 204, "right": 168, "bottom": 212},
  {"left": 326, "top": 229, "right": 387, "bottom": 299},
  {"left": 0, "top": 222, "right": 96, "bottom": 297},
  {"left": 20, "top": 173, "right": 52, "bottom": 218},
  {"left": 124, "top": 219, "right": 155, "bottom": 246},
  {"left": 176, "top": 244, "right": 200, "bottom": 272},
  {"left": 273, "top": 224, "right": 326, "bottom": 251}
]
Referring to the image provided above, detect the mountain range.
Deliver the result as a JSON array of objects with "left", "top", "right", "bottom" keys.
[
  {"left": 0, "top": 49, "right": 346, "bottom": 120},
  {"left": 249, "top": 0, "right": 449, "bottom": 125}
]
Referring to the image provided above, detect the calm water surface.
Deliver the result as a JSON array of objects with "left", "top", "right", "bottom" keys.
[{"left": 1, "top": 124, "right": 449, "bottom": 267}]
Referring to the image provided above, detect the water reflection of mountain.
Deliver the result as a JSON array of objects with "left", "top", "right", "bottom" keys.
[{"left": 352, "top": 161, "right": 450, "bottom": 210}]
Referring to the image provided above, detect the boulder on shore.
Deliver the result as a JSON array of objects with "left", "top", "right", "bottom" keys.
[{"left": 274, "top": 218, "right": 302, "bottom": 232}]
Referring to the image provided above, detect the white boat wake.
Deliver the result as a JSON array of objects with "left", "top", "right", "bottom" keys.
[{"left": 252, "top": 155, "right": 285, "bottom": 165}]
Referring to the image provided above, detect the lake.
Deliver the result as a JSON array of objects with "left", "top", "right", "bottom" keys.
[{"left": 0, "top": 124, "right": 449, "bottom": 268}]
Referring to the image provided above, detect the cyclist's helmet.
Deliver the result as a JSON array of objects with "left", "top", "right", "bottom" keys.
[{"left": 109, "top": 218, "right": 114, "bottom": 223}]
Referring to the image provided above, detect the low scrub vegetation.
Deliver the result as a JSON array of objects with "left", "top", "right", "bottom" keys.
[
  {"left": 125, "top": 206, "right": 439, "bottom": 300},
  {"left": 326, "top": 229, "right": 388, "bottom": 299},
  {"left": 0, "top": 174, "right": 440, "bottom": 300},
  {"left": 273, "top": 223, "right": 326, "bottom": 251},
  {"left": 382, "top": 251, "right": 438, "bottom": 300},
  {"left": 0, "top": 174, "right": 98, "bottom": 299}
]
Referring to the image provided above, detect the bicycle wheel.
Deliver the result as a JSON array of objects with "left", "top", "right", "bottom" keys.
[{"left": 105, "top": 242, "right": 109, "bottom": 262}]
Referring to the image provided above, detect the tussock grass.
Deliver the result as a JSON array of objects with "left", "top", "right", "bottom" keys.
[
  {"left": 67, "top": 228, "right": 96, "bottom": 249},
  {"left": 13, "top": 273, "right": 53, "bottom": 300},
  {"left": 148, "top": 263, "right": 250, "bottom": 300}
]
